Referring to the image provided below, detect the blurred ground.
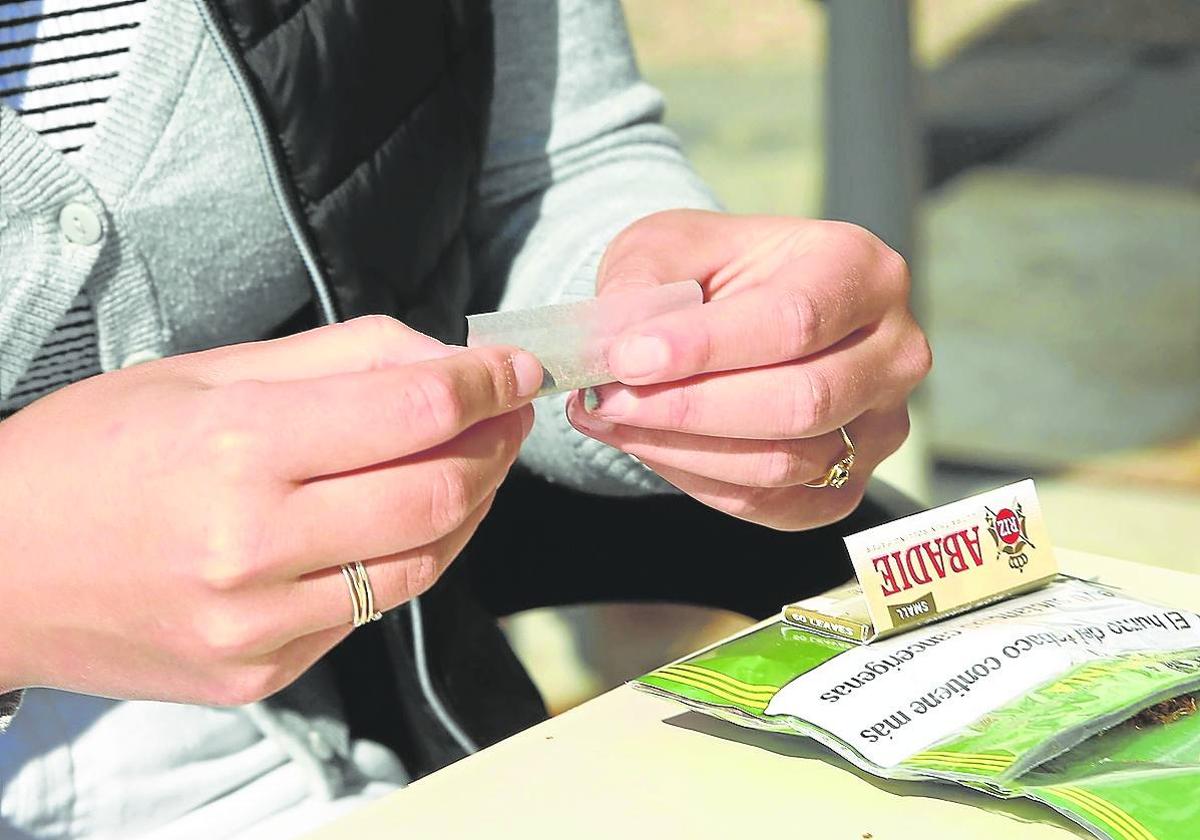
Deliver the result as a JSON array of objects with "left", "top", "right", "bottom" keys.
[{"left": 505, "top": 0, "right": 1200, "bottom": 714}]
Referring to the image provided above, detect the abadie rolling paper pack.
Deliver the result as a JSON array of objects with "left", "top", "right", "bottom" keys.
[{"left": 784, "top": 479, "right": 1057, "bottom": 643}]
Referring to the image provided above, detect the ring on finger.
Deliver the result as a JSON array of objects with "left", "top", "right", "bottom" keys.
[
  {"left": 803, "top": 425, "right": 856, "bottom": 489},
  {"left": 341, "top": 561, "right": 383, "bottom": 628}
]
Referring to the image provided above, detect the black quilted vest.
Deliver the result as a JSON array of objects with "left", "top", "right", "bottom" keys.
[
  {"left": 206, "top": 0, "right": 493, "bottom": 341},
  {"left": 202, "top": 0, "right": 548, "bottom": 779}
]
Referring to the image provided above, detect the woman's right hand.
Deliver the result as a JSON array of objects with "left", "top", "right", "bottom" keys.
[{"left": 0, "top": 316, "right": 541, "bottom": 706}]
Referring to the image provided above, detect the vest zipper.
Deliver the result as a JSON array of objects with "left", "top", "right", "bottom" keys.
[
  {"left": 193, "top": 0, "right": 339, "bottom": 327},
  {"left": 193, "top": 0, "right": 478, "bottom": 762}
]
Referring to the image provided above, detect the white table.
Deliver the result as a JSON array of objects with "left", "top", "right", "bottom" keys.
[{"left": 308, "top": 549, "right": 1197, "bottom": 839}]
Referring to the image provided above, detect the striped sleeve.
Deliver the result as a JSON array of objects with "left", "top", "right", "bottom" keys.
[{"left": 1, "top": 0, "right": 147, "bottom": 154}]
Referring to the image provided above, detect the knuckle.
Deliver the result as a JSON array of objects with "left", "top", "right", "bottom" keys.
[
  {"left": 779, "top": 286, "right": 820, "bottom": 358},
  {"left": 609, "top": 212, "right": 671, "bottom": 257},
  {"left": 891, "top": 407, "right": 913, "bottom": 449},
  {"left": 828, "top": 221, "right": 874, "bottom": 254},
  {"left": 344, "top": 313, "right": 399, "bottom": 334},
  {"left": 196, "top": 509, "right": 271, "bottom": 592},
  {"left": 909, "top": 330, "right": 934, "bottom": 381},
  {"left": 889, "top": 322, "right": 933, "bottom": 393},
  {"left": 193, "top": 605, "right": 264, "bottom": 662},
  {"left": 882, "top": 247, "right": 912, "bottom": 298},
  {"left": 343, "top": 315, "right": 420, "bottom": 369},
  {"left": 516, "top": 404, "right": 535, "bottom": 440},
  {"left": 205, "top": 430, "right": 261, "bottom": 482},
  {"left": 806, "top": 368, "right": 834, "bottom": 428},
  {"left": 342, "top": 314, "right": 407, "bottom": 354},
  {"left": 399, "top": 371, "right": 465, "bottom": 432},
  {"left": 755, "top": 442, "right": 806, "bottom": 488},
  {"left": 869, "top": 407, "right": 912, "bottom": 463},
  {"left": 697, "top": 328, "right": 718, "bottom": 373},
  {"left": 196, "top": 550, "right": 255, "bottom": 592},
  {"left": 789, "top": 368, "right": 832, "bottom": 434},
  {"left": 664, "top": 383, "right": 700, "bottom": 431},
  {"left": 604, "top": 221, "right": 641, "bottom": 260},
  {"left": 402, "top": 554, "right": 441, "bottom": 601},
  {"left": 377, "top": 550, "right": 450, "bottom": 608},
  {"left": 599, "top": 212, "right": 680, "bottom": 288},
  {"left": 830, "top": 222, "right": 908, "bottom": 291},
  {"left": 499, "top": 409, "right": 530, "bottom": 458},
  {"left": 478, "top": 350, "right": 519, "bottom": 409},
  {"left": 428, "top": 461, "right": 473, "bottom": 536},
  {"left": 200, "top": 385, "right": 269, "bottom": 482}
]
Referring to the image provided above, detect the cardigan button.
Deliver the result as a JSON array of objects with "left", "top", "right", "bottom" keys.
[
  {"left": 59, "top": 202, "right": 103, "bottom": 246},
  {"left": 307, "top": 729, "right": 335, "bottom": 761}
]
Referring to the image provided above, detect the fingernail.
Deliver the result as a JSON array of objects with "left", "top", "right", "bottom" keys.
[
  {"left": 568, "top": 393, "right": 615, "bottom": 434},
  {"left": 587, "top": 384, "right": 635, "bottom": 420},
  {"left": 583, "top": 387, "right": 601, "bottom": 413},
  {"left": 519, "top": 405, "right": 536, "bottom": 437},
  {"left": 610, "top": 335, "right": 669, "bottom": 380},
  {"left": 511, "top": 351, "right": 544, "bottom": 397}
]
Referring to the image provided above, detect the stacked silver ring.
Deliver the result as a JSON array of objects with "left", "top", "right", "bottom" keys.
[{"left": 341, "top": 561, "right": 383, "bottom": 627}]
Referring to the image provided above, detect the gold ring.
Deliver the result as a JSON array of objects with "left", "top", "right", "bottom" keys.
[
  {"left": 803, "top": 425, "right": 856, "bottom": 489},
  {"left": 341, "top": 561, "right": 383, "bottom": 628}
]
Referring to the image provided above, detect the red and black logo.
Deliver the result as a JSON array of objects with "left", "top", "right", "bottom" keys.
[{"left": 985, "top": 502, "right": 1035, "bottom": 572}]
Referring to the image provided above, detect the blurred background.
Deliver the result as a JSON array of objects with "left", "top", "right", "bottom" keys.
[{"left": 505, "top": 0, "right": 1200, "bottom": 714}]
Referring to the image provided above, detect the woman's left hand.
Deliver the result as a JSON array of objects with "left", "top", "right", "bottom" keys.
[{"left": 566, "top": 209, "right": 932, "bottom": 531}]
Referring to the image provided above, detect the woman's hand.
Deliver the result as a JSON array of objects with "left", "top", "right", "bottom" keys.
[
  {"left": 0, "top": 316, "right": 541, "bottom": 705},
  {"left": 567, "top": 209, "right": 931, "bottom": 530}
]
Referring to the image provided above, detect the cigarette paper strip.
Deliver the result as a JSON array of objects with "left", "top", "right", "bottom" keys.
[{"left": 466, "top": 279, "right": 703, "bottom": 396}]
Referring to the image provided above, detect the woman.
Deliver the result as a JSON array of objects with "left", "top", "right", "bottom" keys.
[{"left": 0, "top": 0, "right": 929, "bottom": 835}]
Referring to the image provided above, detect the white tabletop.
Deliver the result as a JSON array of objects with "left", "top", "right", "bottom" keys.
[{"left": 307, "top": 549, "right": 1198, "bottom": 839}]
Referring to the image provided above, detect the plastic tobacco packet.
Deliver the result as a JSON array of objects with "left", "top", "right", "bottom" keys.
[
  {"left": 783, "top": 479, "right": 1057, "bottom": 644},
  {"left": 465, "top": 279, "right": 703, "bottom": 396},
  {"left": 636, "top": 580, "right": 1200, "bottom": 839}
]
